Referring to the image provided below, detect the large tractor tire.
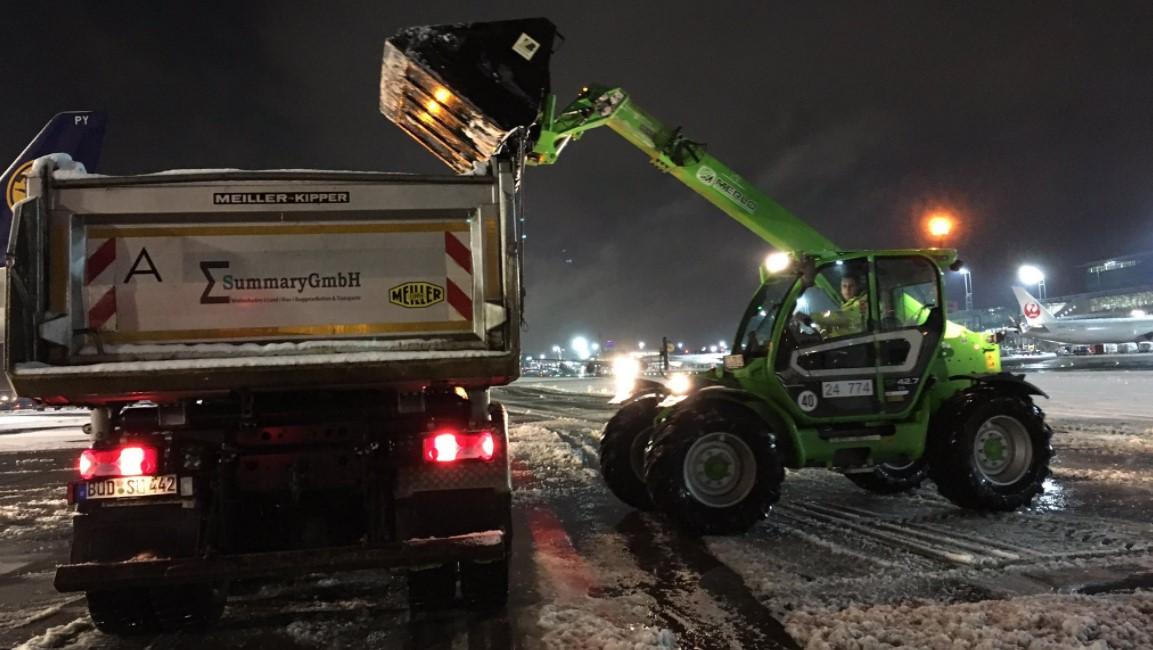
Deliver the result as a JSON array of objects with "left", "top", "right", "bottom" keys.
[
  {"left": 845, "top": 458, "right": 929, "bottom": 494},
  {"left": 930, "top": 393, "right": 1052, "bottom": 511},
  {"left": 599, "top": 397, "right": 660, "bottom": 511},
  {"left": 644, "top": 403, "right": 783, "bottom": 535}
]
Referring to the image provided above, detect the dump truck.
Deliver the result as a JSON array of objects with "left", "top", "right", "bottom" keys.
[
  {"left": 379, "top": 18, "right": 1053, "bottom": 535},
  {"left": 6, "top": 156, "right": 520, "bottom": 632}
]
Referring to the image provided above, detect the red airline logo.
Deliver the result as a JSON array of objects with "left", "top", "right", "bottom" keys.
[{"left": 1023, "top": 303, "right": 1041, "bottom": 319}]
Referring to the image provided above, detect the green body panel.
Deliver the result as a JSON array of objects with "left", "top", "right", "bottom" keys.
[{"left": 533, "top": 86, "right": 1006, "bottom": 470}]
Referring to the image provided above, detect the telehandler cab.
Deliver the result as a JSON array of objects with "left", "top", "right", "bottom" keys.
[{"left": 379, "top": 18, "right": 1052, "bottom": 534}]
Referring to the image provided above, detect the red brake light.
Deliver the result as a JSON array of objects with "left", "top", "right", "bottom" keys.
[
  {"left": 78, "top": 446, "right": 158, "bottom": 479},
  {"left": 422, "top": 430, "right": 498, "bottom": 464},
  {"left": 430, "top": 433, "right": 460, "bottom": 462}
]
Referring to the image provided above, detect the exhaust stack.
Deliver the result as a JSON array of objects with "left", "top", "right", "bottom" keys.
[{"left": 379, "top": 18, "right": 557, "bottom": 173}]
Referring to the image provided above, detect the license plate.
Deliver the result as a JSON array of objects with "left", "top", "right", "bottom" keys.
[
  {"left": 822, "top": 380, "right": 874, "bottom": 398},
  {"left": 81, "top": 475, "right": 178, "bottom": 500}
]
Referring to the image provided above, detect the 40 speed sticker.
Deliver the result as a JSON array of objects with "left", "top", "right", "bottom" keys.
[{"left": 796, "top": 390, "right": 819, "bottom": 412}]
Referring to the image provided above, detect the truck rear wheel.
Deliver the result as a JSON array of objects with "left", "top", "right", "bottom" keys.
[
  {"left": 599, "top": 397, "right": 659, "bottom": 510},
  {"left": 149, "top": 583, "right": 227, "bottom": 632},
  {"left": 407, "top": 563, "right": 457, "bottom": 610},
  {"left": 460, "top": 558, "right": 509, "bottom": 610},
  {"left": 86, "top": 589, "right": 157, "bottom": 635},
  {"left": 930, "top": 394, "right": 1052, "bottom": 511},
  {"left": 644, "top": 403, "right": 783, "bottom": 535},
  {"left": 845, "top": 458, "right": 928, "bottom": 494}
]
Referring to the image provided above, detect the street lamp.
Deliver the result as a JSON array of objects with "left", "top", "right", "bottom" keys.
[
  {"left": 959, "top": 268, "right": 973, "bottom": 312},
  {"left": 551, "top": 344, "right": 563, "bottom": 360},
  {"left": 1017, "top": 264, "right": 1046, "bottom": 300},
  {"left": 570, "top": 336, "right": 591, "bottom": 361},
  {"left": 925, "top": 212, "right": 955, "bottom": 248}
]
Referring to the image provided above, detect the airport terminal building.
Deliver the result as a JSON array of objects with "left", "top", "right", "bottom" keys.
[{"left": 1050, "top": 250, "right": 1153, "bottom": 318}]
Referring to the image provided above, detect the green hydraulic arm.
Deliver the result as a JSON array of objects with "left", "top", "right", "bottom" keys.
[{"left": 526, "top": 85, "right": 838, "bottom": 257}]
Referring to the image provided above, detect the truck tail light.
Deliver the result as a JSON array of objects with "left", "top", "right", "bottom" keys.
[
  {"left": 423, "top": 430, "right": 497, "bottom": 464},
  {"left": 78, "top": 446, "right": 158, "bottom": 480}
]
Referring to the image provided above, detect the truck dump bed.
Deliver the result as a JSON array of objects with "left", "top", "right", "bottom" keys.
[{"left": 5, "top": 161, "right": 520, "bottom": 404}]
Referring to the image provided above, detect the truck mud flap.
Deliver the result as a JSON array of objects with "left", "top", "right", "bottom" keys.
[{"left": 54, "top": 530, "right": 504, "bottom": 593}]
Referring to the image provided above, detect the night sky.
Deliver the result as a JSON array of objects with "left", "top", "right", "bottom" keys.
[{"left": 4, "top": 2, "right": 1152, "bottom": 355}]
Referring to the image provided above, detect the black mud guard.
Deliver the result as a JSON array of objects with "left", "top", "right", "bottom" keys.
[
  {"left": 671, "top": 386, "right": 798, "bottom": 465},
  {"left": 949, "top": 372, "right": 1049, "bottom": 399}
]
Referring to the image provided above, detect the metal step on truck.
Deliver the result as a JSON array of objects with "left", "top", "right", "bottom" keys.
[{"left": 4, "top": 155, "right": 521, "bottom": 633}]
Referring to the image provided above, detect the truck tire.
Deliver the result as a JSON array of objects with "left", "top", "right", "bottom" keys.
[
  {"left": 644, "top": 403, "right": 783, "bottom": 535},
  {"left": 930, "top": 394, "right": 1052, "bottom": 511},
  {"left": 460, "top": 558, "right": 509, "bottom": 610},
  {"left": 845, "top": 458, "right": 928, "bottom": 494},
  {"left": 86, "top": 589, "right": 157, "bottom": 635},
  {"left": 149, "top": 583, "right": 227, "bottom": 632},
  {"left": 407, "top": 563, "right": 457, "bottom": 610},
  {"left": 599, "top": 397, "right": 659, "bottom": 510}
]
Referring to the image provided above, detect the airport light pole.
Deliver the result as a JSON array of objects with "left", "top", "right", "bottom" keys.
[
  {"left": 959, "top": 267, "right": 973, "bottom": 311},
  {"left": 1017, "top": 264, "right": 1046, "bottom": 300}
]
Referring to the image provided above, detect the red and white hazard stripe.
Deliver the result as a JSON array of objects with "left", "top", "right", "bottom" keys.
[
  {"left": 444, "top": 231, "right": 473, "bottom": 322},
  {"left": 85, "top": 238, "right": 117, "bottom": 331}
]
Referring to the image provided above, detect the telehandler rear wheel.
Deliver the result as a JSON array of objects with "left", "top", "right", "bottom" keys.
[
  {"left": 644, "top": 403, "right": 783, "bottom": 535},
  {"left": 599, "top": 397, "right": 659, "bottom": 510},
  {"left": 845, "top": 458, "right": 928, "bottom": 494},
  {"left": 930, "top": 394, "right": 1052, "bottom": 511}
]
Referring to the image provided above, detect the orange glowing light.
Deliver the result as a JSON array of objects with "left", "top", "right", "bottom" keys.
[
  {"left": 432, "top": 87, "right": 452, "bottom": 103},
  {"left": 926, "top": 213, "right": 954, "bottom": 238},
  {"left": 424, "top": 99, "right": 441, "bottom": 114}
]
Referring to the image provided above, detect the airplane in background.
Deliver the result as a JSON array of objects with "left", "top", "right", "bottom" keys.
[
  {"left": 1012, "top": 286, "right": 1153, "bottom": 345},
  {"left": 2, "top": 110, "right": 107, "bottom": 259},
  {"left": 2, "top": 111, "right": 106, "bottom": 396}
]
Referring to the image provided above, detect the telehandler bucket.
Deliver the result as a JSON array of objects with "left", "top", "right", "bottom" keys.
[{"left": 379, "top": 18, "right": 557, "bottom": 173}]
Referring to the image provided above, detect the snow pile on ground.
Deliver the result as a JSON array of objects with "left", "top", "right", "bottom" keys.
[
  {"left": 509, "top": 423, "right": 597, "bottom": 471},
  {"left": 786, "top": 592, "right": 1153, "bottom": 650},
  {"left": 537, "top": 603, "right": 676, "bottom": 650},
  {"left": 12, "top": 617, "right": 98, "bottom": 649}
]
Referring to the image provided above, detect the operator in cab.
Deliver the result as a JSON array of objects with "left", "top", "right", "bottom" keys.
[{"left": 798, "top": 264, "right": 870, "bottom": 339}]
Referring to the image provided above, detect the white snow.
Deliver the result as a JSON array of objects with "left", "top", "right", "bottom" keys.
[
  {"left": 14, "top": 349, "right": 508, "bottom": 375},
  {"left": 80, "top": 337, "right": 469, "bottom": 358},
  {"left": 786, "top": 592, "right": 1153, "bottom": 650},
  {"left": 1026, "top": 370, "right": 1153, "bottom": 422},
  {"left": 537, "top": 603, "right": 677, "bottom": 650},
  {"left": 11, "top": 618, "right": 98, "bottom": 650}
]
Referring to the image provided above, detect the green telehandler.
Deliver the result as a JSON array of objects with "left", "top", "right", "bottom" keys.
[{"left": 379, "top": 18, "right": 1052, "bottom": 535}]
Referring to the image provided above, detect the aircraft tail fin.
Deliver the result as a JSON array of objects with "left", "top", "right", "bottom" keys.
[
  {"left": 1012, "top": 286, "right": 1056, "bottom": 326},
  {"left": 2, "top": 111, "right": 107, "bottom": 260}
]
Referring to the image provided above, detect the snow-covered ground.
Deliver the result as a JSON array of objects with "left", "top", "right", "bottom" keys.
[{"left": 4, "top": 372, "right": 1153, "bottom": 649}]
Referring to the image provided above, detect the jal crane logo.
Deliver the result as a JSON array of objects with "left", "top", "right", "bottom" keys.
[
  {"left": 1023, "top": 302, "right": 1042, "bottom": 320},
  {"left": 4, "top": 160, "right": 33, "bottom": 211}
]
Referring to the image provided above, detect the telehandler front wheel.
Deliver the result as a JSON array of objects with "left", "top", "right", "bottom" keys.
[
  {"left": 845, "top": 458, "right": 928, "bottom": 494},
  {"left": 599, "top": 397, "right": 659, "bottom": 510},
  {"left": 644, "top": 403, "right": 783, "bottom": 535},
  {"left": 930, "top": 394, "right": 1052, "bottom": 511}
]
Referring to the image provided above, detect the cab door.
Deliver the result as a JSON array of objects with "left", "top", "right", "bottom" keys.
[{"left": 772, "top": 256, "right": 943, "bottom": 420}]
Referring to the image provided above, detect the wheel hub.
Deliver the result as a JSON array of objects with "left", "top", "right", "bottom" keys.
[
  {"left": 682, "top": 432, "right": 757, "bottom": 508},
  {"left": 973, "top": 415, "right": 1033, "bottom": 486}
]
